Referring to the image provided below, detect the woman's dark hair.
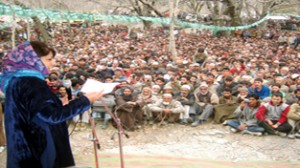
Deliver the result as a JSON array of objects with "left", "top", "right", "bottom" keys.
[{"left": 30, "top": 41, "right": 56, "bottom": 57}]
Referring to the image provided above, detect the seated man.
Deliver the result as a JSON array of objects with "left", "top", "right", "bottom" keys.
[
  {"left": 256, "top": 92, "right": 292, "bottom": 136},
  {"left": 287, "top": 98, "right": 300, "bottom": 139},
  {"left": 92, "top": 76, "right": 116, "bottom": 129},
  {"left": 151, "top": 85, "right": 162, "bottom": 101},
  {"left": 115, "top": 86, "right": 143, "bottom": 131},
  {"left": 288, "top": 74, "right": 300, "bottom": 92},
  {"left": 216, "top": 76, "right": 239, "bottom": 97},
  {"left": 92, "top": 93, "right": 116, "bottom": 129},
  {"left": 285, "top": 88, "right": 300, "bottom": 105},
  {"left": 113, "top": 68, "right": 128, "bottom": 83},
  {"left": 262, "top": 83, "right": 286, "bottom": 103},
  {"left": 175, "top": 85, "right": 196, "bottom": 124},
  {"left": 148, "top": 93, "right": 185, "bottom": 125},
  {"left": 191, "top": 83, "right": 219, "bottom": 127},
  {"left": 274, "top": 76, "right": 289, "bottom": 95},
  {"left": 164, "top": 74, "right": 182, "bottom": 96},
  {"left": 214, "top": 88, "right": 239, "bottom": 124},
  {"left": 136, "top": 87, "right": 159, "bottom": 125},
  {"left": 236, "top": 87, "right": 249, "bottom": 103},
  {"left": 226, "top": 94, "right": 264, "bottom": 136},
  {"left": 248, "top": 78, "right": 270, "bottom": 100}
]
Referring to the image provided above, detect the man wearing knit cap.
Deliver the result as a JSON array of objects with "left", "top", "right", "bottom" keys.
[
  {"left": 151, "top": 61, "right": 167, "bottom": 74},
  {"left": 151, "top": 85, "right": 162, "bottom": 100},
  {"left": 191, "top": 83, "right": 219, "bottom": 127},
  {"left": 175, "top": 85, "right": 196, "bottom": 124},
  {"left": 163, "top": 85, "right": 174, "bottom": 95},
  {"left": 148, "top": 93, "right": 185, "bottom": 125}
]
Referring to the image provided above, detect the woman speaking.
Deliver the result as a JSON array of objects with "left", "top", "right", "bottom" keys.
[{"left": 0, "top": 41, "right": 102, "bottom": 168}]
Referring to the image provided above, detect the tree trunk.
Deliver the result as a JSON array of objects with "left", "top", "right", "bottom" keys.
[
  {"left": 143, "top": 20, "right": 152, "bottom": 30},
  {"left": 67, "top": 21, "right": 73, "bottom": 41},
  {"left": 206, "top": 1, "right": 220, "bottom": 26},
  {"left": 226, "top": 0, "right": 243, "bottom": 36},
  {"left": 9, "top": 4, "right": 16, "bottom": 48},
  {"left": 169, "top": 0, "right": 178, "bottom": 61}
]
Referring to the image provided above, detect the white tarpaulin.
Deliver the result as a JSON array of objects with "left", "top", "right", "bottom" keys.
[{"left": 268, "top": 16, "right": 290, "bottom": 20}]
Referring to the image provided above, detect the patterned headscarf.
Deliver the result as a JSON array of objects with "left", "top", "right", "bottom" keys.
[{"left": 0, "top": 41, "right": 49, "bottom": 92}]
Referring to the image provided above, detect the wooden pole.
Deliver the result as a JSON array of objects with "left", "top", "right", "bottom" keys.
[{"left": 88, "top": 110, "right": 100, "bottom": 168}]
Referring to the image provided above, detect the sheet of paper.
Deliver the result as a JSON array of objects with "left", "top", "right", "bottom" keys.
[{"left": 81, "top": 78, "right": 119, "bottom": 94}]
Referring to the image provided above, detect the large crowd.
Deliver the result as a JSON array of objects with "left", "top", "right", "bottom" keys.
[{"left": 1, "top": 18, "right": 300, "bottom": 153}]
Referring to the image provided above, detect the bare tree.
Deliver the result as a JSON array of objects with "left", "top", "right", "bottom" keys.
[
  {"left": 254, "top": 0, "right": 300, "bottom": 16},
  {"left": 169, "top": 0, "right": 180, "bottom": 60},
  {"left": 185, "top": 0, "right": 206, "bottom": 14},
  {"left": 181, "top": 0, "right": 300, "bottom": 26},
  {"left": 128, "top": 0, "right": 166, "bottom": 30}
]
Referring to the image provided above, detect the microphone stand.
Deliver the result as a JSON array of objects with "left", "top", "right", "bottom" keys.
[
  {"left": 100, "top": 98, "right": 127, "bottom": 168},
  {"left": 88, "top": 109, "right": 101, "bottom": 168}
]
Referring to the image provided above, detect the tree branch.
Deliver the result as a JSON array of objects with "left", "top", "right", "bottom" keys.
[
  {"left": 138, "top": 0, "right": 163, "bottom": 17},
  {"left": 128, "top": 0, "right": 142, "bottom": 15},
  {"left": 244, "top": 1, "right": 261, "bottom": 17}
]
